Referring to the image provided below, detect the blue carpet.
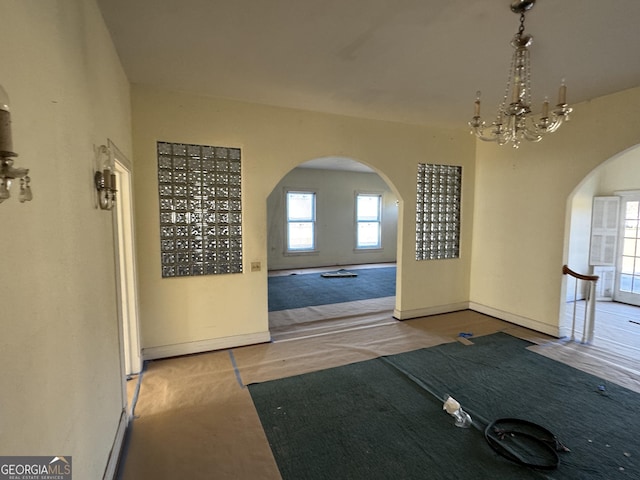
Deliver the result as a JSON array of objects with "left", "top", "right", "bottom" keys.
[{"left": 268, "top": 267, "right": 396, "bottom": 311}]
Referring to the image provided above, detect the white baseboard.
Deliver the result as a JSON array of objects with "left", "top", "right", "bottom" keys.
[
  {"left": 142, "top": 331, "right": 272, "bottom": 361},
  {"left": 103, "top": 409, "right": 128, "bottom": 480},
  {"left": 468, "top": 302, "right": 560, "bottom": 337},
  {"left": 393, "top": 302, "right": 469, "bottom": 320},
  {"left": 393, "top": 301, "right": 561, "bottom": 338}
]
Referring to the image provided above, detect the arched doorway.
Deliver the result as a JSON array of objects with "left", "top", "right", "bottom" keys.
[
  {"left": 561, "top": 144, "right": 640, "bottom": 358},
  {"left": 266, "top": 156, "right": 401, "bottom": 340}
]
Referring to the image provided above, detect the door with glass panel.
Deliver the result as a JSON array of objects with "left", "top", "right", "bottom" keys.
[{"left": 615, "top": 196, "right": 640, "bottom": 306}]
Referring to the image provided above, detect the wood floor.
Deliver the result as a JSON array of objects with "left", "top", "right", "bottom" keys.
[
  {"left": 118, "top": 308, "right": 640, "bottom": 479},
  {"left": 118, "top": 279, "right": 640, "bottom": 479},
  {"left": 268, "top": 262, "right": 640, "bottom": 363},
  {"left": 118, "top": 310, "right": 554, "bottom": 480},
  {"left": 563, "top": 300, "right": 640, "bottom": 361}
]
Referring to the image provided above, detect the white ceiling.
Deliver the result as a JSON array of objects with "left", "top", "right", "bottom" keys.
[{"left": 97, "top": 0, "right": 640, "bottom": 140}]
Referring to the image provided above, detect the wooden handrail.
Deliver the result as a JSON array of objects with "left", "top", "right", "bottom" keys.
[
  {"left": 563, "top": 264, "right": 599, "bottom": 344},
  {"left": 562, "top": 265, "right": 599, "bottom": 282}
]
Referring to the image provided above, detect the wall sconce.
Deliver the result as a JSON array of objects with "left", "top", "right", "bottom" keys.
[
  {"left": 0, "top": 84, "right": 32, "bottom": 204},
  {"left": 94, "top": 144, "right": 117, "bottom": 210}
]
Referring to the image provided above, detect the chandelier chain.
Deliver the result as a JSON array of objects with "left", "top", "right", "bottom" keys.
[
  {"left": 499, "top": 52, "right": 516, "bottom": 117},
  {"left": 518, "top": 13, "right": 526, "bottom": 36}
]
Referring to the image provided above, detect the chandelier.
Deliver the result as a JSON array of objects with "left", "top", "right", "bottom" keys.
[{"left": 469, "top": 0, "right": 572, "bottom": 148}]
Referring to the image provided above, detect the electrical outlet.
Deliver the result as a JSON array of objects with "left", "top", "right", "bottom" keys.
[{"left": 250, "top": 261, "right": 261, "bottom": 272}]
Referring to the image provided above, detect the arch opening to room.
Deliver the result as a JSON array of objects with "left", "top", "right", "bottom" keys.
[
  {"left": 561, "top": 144, "right": 640, "bottom": 358},
  {"left": 266, "top": 156, "right": 401, "bottom": 339}
]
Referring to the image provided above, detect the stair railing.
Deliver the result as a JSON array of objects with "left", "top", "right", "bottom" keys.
[{"left": 562, "top": 265, "right": 599, "bottom": 344}]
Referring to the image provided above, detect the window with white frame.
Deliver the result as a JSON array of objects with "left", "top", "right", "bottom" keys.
[
  {"left": 286, "top": 191, "right": 316, "bottom": 252},
  {"left": 356, "top": 193, "right": 382, "bottom": 249}
]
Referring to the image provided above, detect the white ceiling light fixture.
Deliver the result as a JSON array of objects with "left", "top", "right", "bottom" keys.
[{"left": 469, "top": 0, "right": 572, "bottom": 148}]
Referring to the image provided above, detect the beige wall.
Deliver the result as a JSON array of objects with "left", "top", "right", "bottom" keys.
[
  {"left": 566, "top": 174, "right": 598, "bottom": 287},
  {"left": 596, "top": 147, "right": 640, "bottom": 194},
  {"left": 2, "top": 1, "right": 639, "bottom": 474},
  {"left": 0, "top": 0, "right": 132, "bottom": 478},
  {"left": 267, "top": 168, "right": 398, "bottom": 270},
  {"left": 132, "top": 85, "right": 475, "bottom": 353},
  {"left": 470, "top": 86, "right": 640, "bottom": 335}
]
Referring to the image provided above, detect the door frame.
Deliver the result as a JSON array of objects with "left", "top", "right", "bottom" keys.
[
  {"left": 614, "top": 190, "right": 640, "bottom": 306},
  {"left": 111, "top": 140, "right": 142, "bottom": 380}
]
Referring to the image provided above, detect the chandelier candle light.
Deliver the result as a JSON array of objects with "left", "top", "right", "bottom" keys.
[{"left": 469, "top": 0, "right": 572, "bottom": 148}]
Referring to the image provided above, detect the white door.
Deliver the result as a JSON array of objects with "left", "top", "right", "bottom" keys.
[{"left": 614, "top": 195, "right": 640, "bottom": 306}]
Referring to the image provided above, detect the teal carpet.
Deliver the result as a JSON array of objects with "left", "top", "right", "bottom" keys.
[
  {"left": 268, "top": 267, "right": 396, "bottom": 312},
  {"left": 249, "top": 333, "right": 639, "bottom": 479}
]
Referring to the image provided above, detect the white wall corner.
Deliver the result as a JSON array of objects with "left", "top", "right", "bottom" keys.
[
  {"left": 558, "top": 324, "right": 574, "bottom": 339},
  {"left": 142, "top": 331, "right": 272, "bottom": 361}
]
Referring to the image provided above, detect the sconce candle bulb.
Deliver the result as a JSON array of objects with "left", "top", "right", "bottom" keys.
[
  {"left": 0, "top": 85, "right": 13, "bottom": 153},
  {"left": 103, "top": 167, "right": 111, "bottom": 190},
  {"left": 0, "top": 83, "right": 32, "bottom": 204}
]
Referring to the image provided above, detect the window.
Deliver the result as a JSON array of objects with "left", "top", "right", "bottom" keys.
[
  {"left": 615, "top": 194, "right": 640, "bottom": 305},
  {"left": 157, "top": 141, "right": 243, "bottom": 277},
  {"left": 589, "top": 196, "right": 620, "bottom": 266},
  {"left": 286, "top": 191, "right": 316, "bottom": 252},
  {"left": 589, "top": 194, "right": 640, "bottom": 306},
  {"left": 356, "top": 193, "right": 382, "bottom": 249},
  {"left": 415, "top": 163, "right": 461, "bottom": 260}
]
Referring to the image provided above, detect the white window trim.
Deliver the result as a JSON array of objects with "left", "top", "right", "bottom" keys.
[
  {"left": 284, "top": 188, "right": 318, "bottom": 255},
  {"left": 354, "top": 191, "right": 383, "bottom": 251},
  {"left": 614, "top": 189, "right": 640, "bottom": 197}
]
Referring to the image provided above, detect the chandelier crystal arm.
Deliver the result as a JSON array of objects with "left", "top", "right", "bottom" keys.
[{"left": 469, "top": 117, "right": 504, "bottom": 144}]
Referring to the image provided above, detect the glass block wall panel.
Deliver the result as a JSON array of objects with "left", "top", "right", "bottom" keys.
[
  {"left": 157, "top": 141, "right": 243, "bottom": 277},
  {"left": 415, "top": 163, "right": 462, "bottom": 260}
]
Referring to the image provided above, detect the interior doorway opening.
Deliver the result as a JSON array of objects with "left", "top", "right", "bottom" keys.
[
  {"left": 266, "top": 157, "right": 401, "bottom": 340},
  {"left": 562, "top": 143, "right": 640, "bottom": 359}
]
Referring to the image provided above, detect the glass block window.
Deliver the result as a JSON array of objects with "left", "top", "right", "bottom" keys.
[
  {"left": 415, "top": 163, "right": 461, "bottom": 260},
  {"left": 157, "top": 141, "right": 243, "bottom": 277}
]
